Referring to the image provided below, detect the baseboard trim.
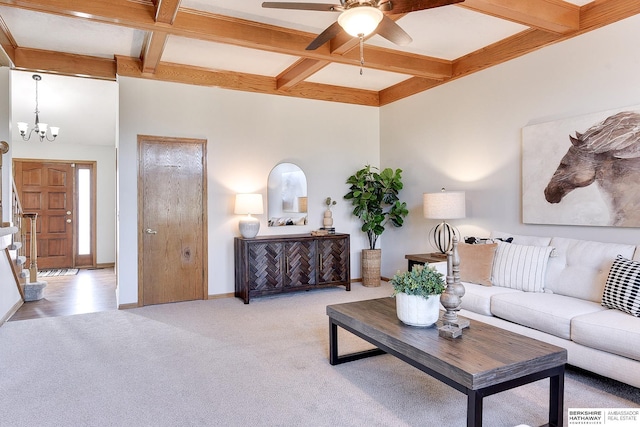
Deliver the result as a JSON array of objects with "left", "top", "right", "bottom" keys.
[
  {"left": 118, "top": 302, "right": 139, "bottom": 310},
  {"left": 351, "top": 277, "right": 390, "bottom": 283},
  {"left": 1, "top": 299, "right": 24, "bottom": 325},
  {"left": 208, "top": 293, "right": 234, "bottom": 300},
  {"left": 95, "top": 262, "right": 115, "bottom": 269}
]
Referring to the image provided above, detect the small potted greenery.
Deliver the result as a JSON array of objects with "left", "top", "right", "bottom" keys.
[{"left": 391, "top": 264, "right": 445, "bottom": 327}]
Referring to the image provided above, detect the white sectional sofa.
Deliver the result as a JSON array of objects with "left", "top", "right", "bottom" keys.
[{"left": 435, "top": 231, "right": 640, "bottom": 389}]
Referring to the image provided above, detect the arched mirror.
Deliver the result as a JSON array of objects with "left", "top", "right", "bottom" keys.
[{"left": 267, "top": 163, "right": 308, "bottom": 226}]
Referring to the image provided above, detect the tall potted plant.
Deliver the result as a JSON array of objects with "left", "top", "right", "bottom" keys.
[{"left": 344, "top": 165, "right": 408, "bottom": 287}]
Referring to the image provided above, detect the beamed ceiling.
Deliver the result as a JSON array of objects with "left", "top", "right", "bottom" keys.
[{"left": 0, "top": 0, "right": 638, "bottom": 106}]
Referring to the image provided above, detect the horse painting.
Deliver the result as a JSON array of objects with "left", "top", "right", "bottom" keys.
[{"left": 544, "top": 111, "right": 640, "bottom": 226}]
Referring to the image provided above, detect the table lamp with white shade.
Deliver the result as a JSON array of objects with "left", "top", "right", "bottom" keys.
[
  {"left": 423, "top": 188, "right": 466, "bottom": 256},
  {"left": 235, "top": 193, "right": 264, "bottom": 238}
]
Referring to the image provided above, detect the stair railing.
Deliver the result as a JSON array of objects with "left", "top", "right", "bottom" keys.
[{"left": 11, "top": 180, "right": 26, "bottom": 260}]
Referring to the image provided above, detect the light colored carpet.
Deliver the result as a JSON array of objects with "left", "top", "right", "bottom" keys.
[{"left": 0, "top": 282, "right": 637, "bottom": 427}]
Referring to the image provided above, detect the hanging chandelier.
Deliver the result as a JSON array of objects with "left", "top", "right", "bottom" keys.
[{"left": 17, "top": 74, "right": 60, "bottom": 142}]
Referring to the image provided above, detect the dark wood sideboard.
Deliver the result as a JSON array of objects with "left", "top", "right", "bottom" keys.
[{"left": 234, "top": 233, "right": 350, "bottom": 304}]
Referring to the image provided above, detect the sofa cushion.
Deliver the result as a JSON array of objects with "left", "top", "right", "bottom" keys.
[
  {"left": 491, "top": 242, "right": 554, "bottom": 292},
  {"left": 490, "top": 230, "right": 552, "bottom": 247},
  {"left": 571, "top": 309, "right": 640, "bottom": 362},
  {"left": 601, "top": 255, "right": 640, "bottom": 317},
  {"left": 457, "top": 243, "right": 497, "bottom": 286},
  {"left": 491, "top": 292, "right": 607, "bottom": 339},
  {"left": 459, "top": 282, "right": 521, "bottom": 316},
  {"left": 545, "top": 237, "right": 636, "bottom": 303}
]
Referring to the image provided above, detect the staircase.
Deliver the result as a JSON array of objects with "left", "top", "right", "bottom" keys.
[{"left": 4, "top": 181, "right": 29, "bottom": 298}]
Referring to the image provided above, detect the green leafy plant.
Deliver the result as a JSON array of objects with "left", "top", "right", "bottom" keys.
[
  {"left": 344, "top": 165, "right": 409, "bottom": 250},
  {"left": 390, "top": 264, "right": 446, "bottom": 298}
]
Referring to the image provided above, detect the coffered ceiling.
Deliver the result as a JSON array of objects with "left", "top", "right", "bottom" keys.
[{"left": 0, "top": 0, "right": 638, "bottom": 106}]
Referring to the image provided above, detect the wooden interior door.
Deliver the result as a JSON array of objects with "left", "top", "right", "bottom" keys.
[
  {"left": 14, "top": 160, "right": 74, "bottom": 269},
  {"left": 138, "top": 135, "right": 208, "bottom": 306}
]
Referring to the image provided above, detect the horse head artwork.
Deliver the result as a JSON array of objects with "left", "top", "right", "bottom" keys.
[{"left": 544, "top": 111, "right": 640, "bottom": 226}]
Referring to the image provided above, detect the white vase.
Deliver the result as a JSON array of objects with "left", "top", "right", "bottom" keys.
[{"left": 395, "top": 292, "right": 440, "bottom": 327}]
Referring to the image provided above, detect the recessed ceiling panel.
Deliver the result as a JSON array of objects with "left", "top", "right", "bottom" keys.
[
  {"left": 163, "top": 36, "right": 299, "bottom": 76},
  {"left": 0, "top": 6, "right": 144, "bottom": 59},
  {"left": 305, "top": 63, "right": 410, "bottom": 91},
  {"left": 367, "top": 6, "right": 528, "bottom": 60}
]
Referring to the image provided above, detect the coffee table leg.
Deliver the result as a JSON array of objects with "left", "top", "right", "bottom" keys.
[
  {"left": 329, "top": 319, "right": 339, "bottom": 365},
  {"left": 467, "top": 390, "right": 483, "bottom": 427},
  {"left": 549, "top": 365, "right": 565, "bottom": 427}
]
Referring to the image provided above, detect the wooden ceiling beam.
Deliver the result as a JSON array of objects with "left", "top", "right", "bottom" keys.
[
  {"left": 0, "top": 14, "right": 16, "bottom": 64},
  {"left": 141, "top": 1, "right": 180, "bottom": 75},
  {"left": 141, "top": 31, "right": 168, "bottom": 74},
  {"left": 0, "top": 0, "right": 448, "bottom": 79},
  {"left": 116, "top": 56, "right": 379, "bottom": 106},
  {"left": 458, "top": 0, "right": 579, "bottom": 34},
  {"left": 276, "top": 58, "right": 329, "bottom": 90},
  {"left": 13, "top": 47, "right": 116, "bottom": 79},
  {"left": 154, "top": 0, "right": 181, "bottom": 25}
]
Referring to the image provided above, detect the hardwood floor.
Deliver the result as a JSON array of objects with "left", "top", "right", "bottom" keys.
[{"left": 9, "top": 267, "right": 117, "bottom": 321}]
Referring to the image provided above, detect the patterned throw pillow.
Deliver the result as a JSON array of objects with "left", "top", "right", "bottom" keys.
[
  {"left": 602, "top": 255, "right": 640, "bottom": 317},
  {"left": 491, "top": 242, "right": 554, "bottom": 292}
]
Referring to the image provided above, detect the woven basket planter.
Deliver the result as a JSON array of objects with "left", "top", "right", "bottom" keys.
[{"left": 362, "top": 249, "right": 381, "bottom": 287}]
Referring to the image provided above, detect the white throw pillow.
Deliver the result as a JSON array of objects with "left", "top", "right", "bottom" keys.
[{"left": 491, "top": 242, "right": 554, "bottom": 292}]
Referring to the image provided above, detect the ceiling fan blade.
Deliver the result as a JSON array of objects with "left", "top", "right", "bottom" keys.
[
  {"left": 375, "top": 15, "right": 412, "bottom": 46},
  {"left": 306, "top": 21, "right": 343, "bottom": 50},
  {"left": 385, "top": 0, "right": 464, "bottom": 14},
  {"left": 262, "top": 2, "right": 342, "bottom": 12}
]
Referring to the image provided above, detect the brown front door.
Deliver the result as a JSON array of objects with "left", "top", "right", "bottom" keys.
[
  {"left": 14, "top": 160, "right": 74, "bottom": 269},
  {"left": 138, "top": 135, "right": 208, "bottom": 306}
]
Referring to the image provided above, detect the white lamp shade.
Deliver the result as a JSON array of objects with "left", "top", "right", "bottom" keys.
[
  {"left": 234, "top": 193, "right": 264, "bottom": 215},
  {"left": 50, "top": 126, "right": 60, "bottom": 137},
  {"left": 423, "top": 191, "right": 466, "bottom": 220},
  {"left": 17, "top": 122, "right": 28, "bottom": 133},
  {"left": 338, "top": 7, "right": 383, "bottom": 37}
]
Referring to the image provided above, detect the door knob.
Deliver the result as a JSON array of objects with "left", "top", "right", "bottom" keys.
[
  {"left": 145, "top": 228, "right": 158, "bottom": 234},
  {"left": 66, "top": 219, "right": 72, "bottom": 223}
]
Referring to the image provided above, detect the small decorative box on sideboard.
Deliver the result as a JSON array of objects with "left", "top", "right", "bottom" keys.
[{"left": 234, "top": 233, "right": 351, "bottom": 304}]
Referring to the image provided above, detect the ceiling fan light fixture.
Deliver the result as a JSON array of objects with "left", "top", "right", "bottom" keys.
[{"left": 338, "top": 6, "right": 383, "bottom": 38}]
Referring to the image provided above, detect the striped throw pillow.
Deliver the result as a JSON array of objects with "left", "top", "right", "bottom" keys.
[
  {"left": 491, "top": 242, "right": 554, "bottom": 292},
  {"left": 602, "top": 255, "right": 640, "bottom": 317}
]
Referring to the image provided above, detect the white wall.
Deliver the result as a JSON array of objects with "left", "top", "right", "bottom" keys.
[
  {"left": 117, "top": 77, "right": 379, "bottom": 305},
  {"left": 0, "top": 67, "right": 9, "bottom": 223},
  {"left": 380, "top": 14, "right": 640, "bottom": 277}
]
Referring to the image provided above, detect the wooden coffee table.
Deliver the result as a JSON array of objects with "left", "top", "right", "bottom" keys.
[{"left": 326, "top": 298, "right": 567, "bottom": 427}]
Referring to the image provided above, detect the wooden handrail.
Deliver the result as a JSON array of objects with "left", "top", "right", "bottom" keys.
[{"left": 0, "top": 140, "right": 8, "bottom": 218}]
